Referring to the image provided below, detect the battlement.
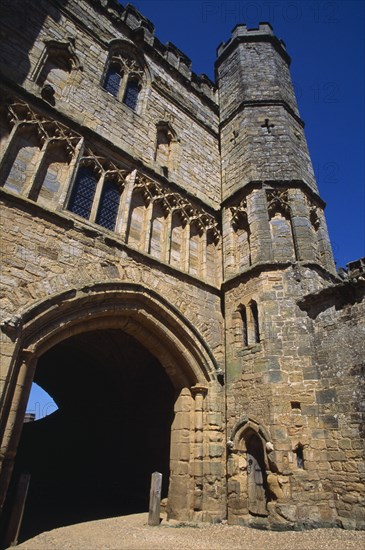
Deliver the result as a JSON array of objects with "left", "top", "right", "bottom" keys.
[
  {"left": 347, "top": 257, "right": 365, "bottom": 279},
  {"left": 89, "top": 0, "right": 216, "bottom": 100},
  {"left": 216, "top": 21, "right": 290, "bottom": 66}
]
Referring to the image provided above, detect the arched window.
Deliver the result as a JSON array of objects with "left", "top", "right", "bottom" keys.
[
  {"left": 123, "top": 78, "right": 140, "bottom": 110},
  {"left": 67, "top": 166, "right": 97, "bottom": 219},
  {"left": 95, "top": 180, "right": 120, "bottom": 231},
  {"left": 32, "top": 39, "right": 80, "bottom": 103},
  {"left": 103, "top": 64, "right": 123, "bottom": 97},
  {"left": 102, "top": 45, "right": 145, "bottom": 112},
  {"left": 154, "top": 121, "right": 178, "bottom": 175}
]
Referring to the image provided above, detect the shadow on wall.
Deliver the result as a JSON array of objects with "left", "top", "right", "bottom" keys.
[{"left": 0, "top": 0, "right": 68, "bottom": 85}]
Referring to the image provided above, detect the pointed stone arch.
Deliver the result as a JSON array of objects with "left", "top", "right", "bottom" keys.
[
  {"left": 0, "top": 282, "right": 222, "bottom": 522},
  {"left": 227, "top": 417, "right": 276, "bottom": 523},
  {"left": 32, "top": 38, "right": 81, "bottom": 103},
  {"left": 103, "top": 39, "right": 152, "bottom": 114}
]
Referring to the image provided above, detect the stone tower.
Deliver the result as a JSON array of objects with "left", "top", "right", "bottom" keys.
[
  {"left": 0, "top": 0, "right": 364, "bottom": 538},
  {"left": 215, "top": 24, "right": 357, "bottom": 526}
]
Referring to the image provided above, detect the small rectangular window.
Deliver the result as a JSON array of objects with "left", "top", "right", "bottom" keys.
[{"left": 295, "top": 445, "right": 305, "bottom": 469}]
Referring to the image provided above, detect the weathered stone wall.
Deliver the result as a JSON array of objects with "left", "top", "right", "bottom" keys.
[
  {"left": 0, "top": 0, "right": 225, "bottom": 525},
  {"left": 0, "top": 0, "right": 363, "bottom": 532},
  {"left": 224, "top": 267, "right": 365, "bottom": 528},
  {"left": 217, "top": 24, "right": 318, "bottom": 200},
  {"left": 217, "top": 24, "right": 299, "bottom": 120},
  {"left": 298, "top": 280, "right": 365, "bottom": 529},
  {"left": 0, "top": 188, "right": 226, "bottom": 521}
]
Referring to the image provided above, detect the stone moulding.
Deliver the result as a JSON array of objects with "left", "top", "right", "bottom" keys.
[
  {"left": 0, "top": 281, "right": 222, "bottom": 385},
  {"left": 228, "top": 416, "right": 272, "bottom": 453}
]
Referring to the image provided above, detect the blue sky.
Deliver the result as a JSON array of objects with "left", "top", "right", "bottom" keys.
[{"left": 27, "top": 0, "right": 364, "bottom": 417}]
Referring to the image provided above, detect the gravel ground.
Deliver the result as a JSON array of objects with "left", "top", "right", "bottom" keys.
[{"left": 13, "top": 513, "right": 364, "bottom": 550}]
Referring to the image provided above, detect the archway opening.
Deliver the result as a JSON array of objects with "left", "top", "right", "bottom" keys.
[{"left": 11, "top": 329, "right": 175, "bottom": 541}]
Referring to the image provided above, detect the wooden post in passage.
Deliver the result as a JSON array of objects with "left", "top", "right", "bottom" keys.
[
  {"left": 4, "top": 473, "right": 31, "bottom": 547},
  {"left": 148, "top": 471, "right": 162, "bottom": 526}
]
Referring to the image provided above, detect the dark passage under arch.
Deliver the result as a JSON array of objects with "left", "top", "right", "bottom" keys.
[{"left": 8, "top": 329, "right": 175, "bottom": 542}]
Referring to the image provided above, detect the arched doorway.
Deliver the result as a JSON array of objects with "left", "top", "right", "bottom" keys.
[
  {"left": 227, "top": 418, "right": 272, "bottom": 524},
  {"left": 0, "top": 283, "right": 223, "bottom": 540},
  {"left": 10, "top": 329, "right": 175, "bottom": 540}
]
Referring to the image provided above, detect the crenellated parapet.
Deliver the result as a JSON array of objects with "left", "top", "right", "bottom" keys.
[{"left": 216, "top": 22, "right": 289, "bottom": 64}]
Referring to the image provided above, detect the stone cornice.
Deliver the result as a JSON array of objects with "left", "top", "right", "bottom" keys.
[
  {"left": 219, "top": 99, "right": 304, "bottom": 131},
  {"left": 221, "top": 180, "right": 325, "bottom": 210},
  {"left": 222, "top": 261, "right": 338, "bottom": 291},
  {"left": 0, "top": 188, "right": 222, "bottom": 294}
]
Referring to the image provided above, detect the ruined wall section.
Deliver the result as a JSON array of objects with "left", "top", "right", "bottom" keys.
[
  {"left": 224, "top": 266, "right": 345, "bottom": 527},
  {"left": 298, "top": 279, "right": 365, "bottom": 529},
  {"left": 0, "top": 0, "right": 220, "bottom": 208}
]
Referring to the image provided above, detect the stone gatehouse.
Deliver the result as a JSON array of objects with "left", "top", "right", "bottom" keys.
[{"left": 0, "top": 0, "right": 364, "bottom": 538}]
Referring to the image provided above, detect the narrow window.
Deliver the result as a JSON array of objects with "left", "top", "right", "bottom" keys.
[
  {"left": 67, "top": 166, "right": 97, "bottom": 220},
  {"left": 95, "top": 180, "right": 120, "bottom": 231},
  {"left": 295, "top": 444, "right": 305, "bottom": 469},
  {"left": 240, "top": 307, "right": 248, "bottom": 347},
  {"left": 123, "top": 79, "right": 140, "bottom": 110},
  {"left": 104, "top": 64, "right": 122, "bottom": 97},
  {"left": 250, "top": 301, "right": 260, "bottom": 343}
]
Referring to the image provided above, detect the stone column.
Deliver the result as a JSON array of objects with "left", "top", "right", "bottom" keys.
[
  {"left": 22, "top": 139, "right": 49, "bottom": 198},
  {"left": 142, "top": 200, "right": 153, "bottom": 254},
  {"left": 0, "top": 351, "right": 34, "bottom": 515},
  {"left": 167, "top": 388, "right": 193, "bottom": 521},
  {"left": 182, "top": 223, "right": 190, "bottom": 273},
  {"left": 191, "top": 385, "right": 208, "bottom": 515},
  {"left": 247, "top": 189, "right": 273, "bottom": 264},
  {"left": 162, "top": 209, "right": 172, "bottom": 264},
  {"left": 222, "top": 207, "right": 236, "bottom": 279},
  {"left": 59, "top": 138, "right": 84, "bottom": 209},
  {"left": 89, "top": 173, "right": 105, "bottom": 223},
  {"left": 118, "top": 169, "right": 136, "bottom": 240},
  {"left": 288, "top": 189, "right": 316, "bottom": 262}
]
